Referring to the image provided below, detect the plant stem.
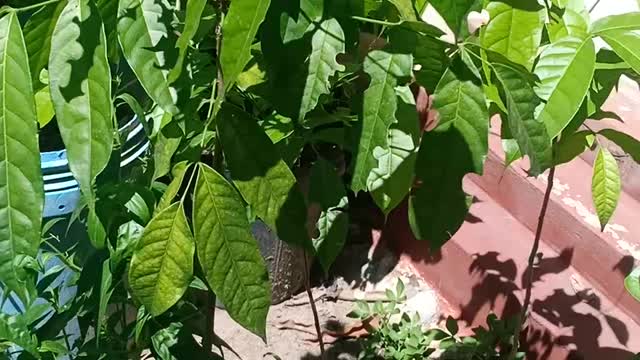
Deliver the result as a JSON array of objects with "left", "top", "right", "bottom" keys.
[
  {"left": 351, "top": 15, "right": 403, "bottom": 27},
  {"left": 204, "top": 293, "right": 216, "bottom": 355},
  {"left": 509, "top": 166, "right": 556, "bottom": 359},
  {"left": 200, "top": 9, "right": 226, "bottom": 148},
  {"left": 303, "top": 253, "right": 326, "bottom": 359},
  {"left": 589, "top": 0, "right": 602, "bottom": 13}
]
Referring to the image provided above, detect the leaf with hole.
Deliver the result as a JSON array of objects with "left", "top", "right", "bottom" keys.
[
  {"left": 128, "top": 202, "right": 195, "bottom": 316},
  {"left": 0, "top": 11, "right": 44, "bottom": 304},
  {"left": 193, "top": 164, "right": 271, "bottom": 338},
  {"left": 591, "top": 147, "right": 621, "bottom": 230}
]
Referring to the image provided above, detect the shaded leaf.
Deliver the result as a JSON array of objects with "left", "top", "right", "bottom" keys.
[
  {"left": 218, "top": 104, "right": 311, "bottom": 249},
  {"left": 428, "top": 0, "right": 479, "bottom": 36},
  {"left": 599, "top": 129, "right": 640, "bottom": 164},
  {"left": 170, "top": 0, "right": 207, "bottom": 83},
  {"left": 221, "top": 0, "right": 271, "bottom": 91},
  {"left": 598, "top": 29, "right": 640, "bottom": 76},
  {"left": 351, "top": 50, "right": 412, "bottom": 192},
  {"left": 388, "top": 0, "right": 419, "bottom": 20},
  {"left": 128, "top": 202, "right": 195, "bottom": 316},
  {"left": 298, "top": 18, "right": 346, "bottom": 121},
  {"left": 193, "top": 164, "right": 271, "bottom": 338},
  {"left": 493, "top": 63, "right": 551, "bottom": 175},
  {"left": 309, "top": 159, "right": 349, "bottom": 272},
  {"left": 97, "top": 259, "right": 113, "bottom": 346},
  {"left": 553, "top": 130, "right": 594, "bottom": 166},
  {"left": 97, "top": 0, "right": 120, "bottom": 61},
  {"left": 534, "top": 36, "right": 595, "bottom": 140},
  {"left": 591, "top": 147, "right": 621, "bottom": 230},
  {"left": 152, "top": 322, "right": 182, "bottom": 360},
  {"left": 156, "top": 162, "right": 189, "bottom": 214},
  {"left": 481, "top": 1, "right": 545, "bottom": 70},
  {"left": 0, "top": 11, "right": 44, "bottom": 303},
  {"left": 118, "top": 0, "right": 178, "bottom": 114},
  {"left": 281, "top": 0, "right": 324, "bottom": 43},
  {"left": 0, "top": 314, "right": 39, "bottom": 357}
]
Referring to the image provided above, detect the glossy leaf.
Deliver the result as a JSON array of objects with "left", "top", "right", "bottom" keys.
[
  {"left": 625, "top": 267, "right": 640, "bottom": 302},
  {"left": 598, "top": 30, "right": 640, "bottom": 75},
  {"left": 409, "top": 60, "right": 488, "bottom": 248},
  {"left": 481, "top": 1, "right": 545, "bottom": 70},
  {"left": 591, "top": 147, "right": 621, "bottom": 230},
  {"left": 493, "top": 63, "right": 551, "bottom": 175},
  {"left": 591, "top": 12, "right": 640, "bottom": 34},
  {"left": 128, "top": 202, "right": 195, "bottom": 316},
  {"left": 218, "top": 104, "right": 311, "bottom": 250},
  {"left": 309, "top": 159, "right": 349, "bottom": 272},
  {"left": 22, "top": 1, "right": 66, "bottom": 89},
  {"left": 599, "top": 129, "right": 640, "bottom": 164},
  {"left": 49, "top": 0, "right": 113, "bottom": 204},
  {"left": 368, "top": 86, "right": 420, "bottom": 214},
  {"left": 0, "top": 11, "right": 44, "bottom": 304},
  {"left": 118, "top": 0, "right": 178, "bottom": 114},
  {"left": 193, "top": 164, "right": 271, "bottom": 338},
  {"left": 351, "top": 50, "right": 412, "bottom": 192},
  {"left": 299, "top": 19, "right": 346, "bottom": 121},
  {"left": 534, "top": 36, "right": 595, "bottom": 140},
  {"left": 221, "top": 0, "right": 271, "bottom": 91}
]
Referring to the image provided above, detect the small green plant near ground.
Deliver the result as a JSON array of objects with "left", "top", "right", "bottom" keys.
[{"left": 349, "top": 280, "right": 524, "bottom": 360}]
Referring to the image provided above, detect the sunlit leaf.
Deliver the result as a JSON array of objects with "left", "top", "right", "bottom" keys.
[
  {"left": 118, "top": 0, "right": 178, "bottom": 114},
  {"left": 221, "top": 0, "right": 271, "bottom": 91},
  {"left": 281, "top": 0, "right": 323, "bottom": 43},
  {"left": 591, "top": 147, "right": 621, "bottom": 230},
  {"left": 625, "top": 267, "right": 640, "bottom": 302},
  {"left": 591, "top": 12, "right": 640, "bottom": 34},
  {"left": 351, "top": 50, "right": 412, "bottom": 192},
  {"left": 218, "top": 104, "right": 311, "bottom": 250},
  {"left": 129, "top": 202, "right": 195, "bottom": 316},
  {"left": 0, "top": 11, "right": 44, "bottom": 304},
  {"left": 35, "top": 85, "right": 54, "bottom": 128},
  {"left": 598, "top": 29, "right": 640, "bottom": 75},
  {"left": 534, "top": 36, "right": 595, "bottom": 140},
  {"left": 193, "top": 164, "right": 271, "bottom": 338}
]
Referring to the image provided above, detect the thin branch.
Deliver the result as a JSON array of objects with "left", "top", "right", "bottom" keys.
[
  {"left": 589, "top": 0, "right": 603, "bottom": 13},
  {"left": 303, "top": 253, "right": 326, "bottom": 359},
  {"left": 509, "top": 166, "right": 556, "bottom": 359},
  {"left": 204, "top": 293, "right": 216, "bottom": 355}
]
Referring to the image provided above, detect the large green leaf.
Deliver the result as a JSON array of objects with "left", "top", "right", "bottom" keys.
[
  {"left": 599, "top": 129, "right": 640, "bottom": 164},
  {"left": 22, "top": 1, "right": 66, "bottom": 89},
  {"left": 493, "top": 63, "right": 551, "bottom": 175},
  {"left": 409, "top": 60, "right": 488, "bottom": 248},
  {"left": 625, "top": 267, "right": 640, "bottom": 302},
  {"left": 129, "top": 202, "right": 195, "bottom": 316},
  {"left": 49, "top": 0, "right": 113, "bottom": 249},
  {"left": 309, "top": 159, "right": 349, "bottom": 272},
  {"left": 281, "top": 0, "right": 324, "bottom": 43},
  {"left": 598, "top": 30, "right": 640, "bottom": 75},
  {"left": 0, "top": 11, "right": 44, "bottom": 304},
  {"left": 368, "top": 86, "right": 420, "bottom": 214},
  {"left": 351, "top": 50, "right": 412, "bottom": 192},
  {"left": 218, "top": 104, "right": 311, "bottom": 250},
  {"left": 481, "top": 1, "right": 545, "bottom": 70},
  {"left": 117, "top": 0, "right": 178, "bottom": 114},
  {"left": 298, "top": 18, "right": 345, "bottom": 121},
  {"left": 591, "top": 12, "right": 640, "bottom": 34},
  {"left": 591, "top": 147, "right": 621, "bottom": 230},
  {"left": 428, "top": 0, "right": 479, "bottom": 36},
  {"left": 221, "top": 0, "right": 271, "bottom": 91},
  {"left": 534, "top": 36, "right": 595, "bottom": 140},
  {"left": 193, "top": 164, "right": 271, "bottom": 338}
]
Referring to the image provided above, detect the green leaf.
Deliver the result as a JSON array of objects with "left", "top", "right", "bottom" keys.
[
  {"left": 117, "top": 0, "right": 178, "bottom": 114},
  {"left": 281, "top": 0, "right": 324, "bottom": 43},
  {"left": 298, "top": 18, "right": 346, "bottom": 121},
  {"left": 625, "top": 267, "right": 640, "bottom": 302},
  {"left": 553, "top": 130, "right": 594, "bottom": 166},
  {"left": 409, "top": 60, "right": 488, "bottom": 248},
  {"left": 49, "top": 0, "right": 114, "bottom": 206},
  {"left": 260, "top": 113, "right": 294, "bottom": 144},
  {"left": 591, "top": 12, "right": 640, "bottom": 34},
  {"left": 151, "top": 322, "right": 182, "bottom": 360},
  {"left": 598, "top": 129, "right": 640, "bottom": 164},
  {"left": 97, "top": 0, "right": 120, "bottom": 62},
  {"left": 35, "top": 85, "right": 54, "bottom": 127},
  {"left": 0, "top": 314, "right": 39, "bottom": 357},
  {"left": 309, "top": 159, "right": 349, "bottom": 272},
  {"left": 351, "top": 50, "right": 412, "bottom": 192},
  {"left": 193, "top": 164, "right": 271, "bottom": 338},
  {"left": 129, "top": 202, "right": 195, "bottom": 316},
  {"left": 368, "top": 86, "right": 420, "bottom": 214},
  {"left": 221, "top": 0, "right": 271, "bottom": 91},
  {"left": 534, "top": 36, "right": 595, "bottom": 140},
  {"left": 156, "top": 163, "right": 189, "bottom": 214},
  {"left": 591, "top": 147, "right": 621, "bottom": 230},
  {"left": 170, "top": 0, "right": 207, "bottom": 83},
  {"left": 22, "top": 1, "right": 66, "bottom": 89},
  {"left": 0, "top": 11, "right": 44, "bottom": 304},
  {"left": 388, "top": 0, "right": 419, "bottom": 20},
  {"left": 218, "top": 104, "right": 311, "bottom": 250},
  {"left": 481, "top": 1, "right": 545, "bottom": 70},
  {"left": 97, "top": 259, "right": 113, "bottom": 346},
  {"left": 493, "top": 63, "right": 551, "bottom": 175},
  {"left": 446, "top": 316, "right": 458, "bottom": 335},
  {"left": 428, "top": 0, "right": 479, "bottom": 36},
  {"left": 153, "top": 122, "right": 182, "bottom": 182},
  {"left": 598, "top": 30, "right": 640, "bottom": 75}
]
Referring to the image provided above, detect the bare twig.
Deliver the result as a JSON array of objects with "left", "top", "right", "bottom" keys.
[
  {"left": 510, "top": 166, "right": 556, "bottom": 359},
  {"left": 303, "top": 253, "right": 326, "bottom": 359}
]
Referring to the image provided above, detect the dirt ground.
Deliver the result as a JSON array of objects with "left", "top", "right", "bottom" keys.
[{"left": 212, "top": 244, "right": 441, "bottom": 360}]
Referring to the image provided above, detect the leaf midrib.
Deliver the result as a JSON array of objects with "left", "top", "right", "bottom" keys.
[{"left": 150, "top": 204, "right": 183, "bottom": 312}]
